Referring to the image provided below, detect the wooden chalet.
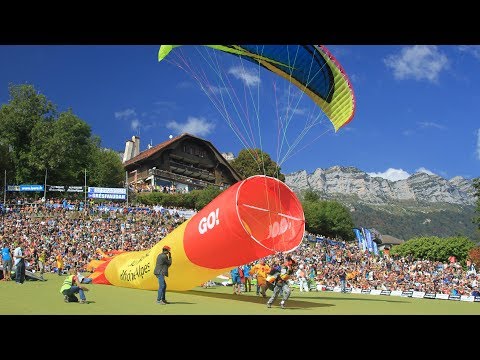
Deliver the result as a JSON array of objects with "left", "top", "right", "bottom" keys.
[{"left": 123, "top": 133, "right": 242, "bottom": 192}]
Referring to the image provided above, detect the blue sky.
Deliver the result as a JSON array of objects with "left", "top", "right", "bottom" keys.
[{"left": 0, "top": 45, "right": 479, "bottom": 181}]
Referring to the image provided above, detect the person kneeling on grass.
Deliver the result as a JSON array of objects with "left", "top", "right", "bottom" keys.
[{"left": 60, "top": 268, "right": 89, "bottom": 304}]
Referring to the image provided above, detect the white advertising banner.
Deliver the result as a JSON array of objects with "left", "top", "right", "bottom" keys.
[{"left": 412, "top": 291, "right": 426, "bottom": 298}]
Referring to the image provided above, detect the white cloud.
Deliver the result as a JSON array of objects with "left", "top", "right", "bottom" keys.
[
  {"left": 367, "top": 168, "right": 410, "bottom": 182},
  {"left": 176, "top": 81, "right": 194, "bottom": 89},
  {"left": 477, "top": 129, "right": 480, "bottom": 160},
  {"left": 384, "top": 46, "right": 449, "bottom": 82},
  {"left": 228, "top": 66, "right": 260, "bottom": 87},
  {"left": 415, "top": 167, "right": 436, "bottom": 176},
  {"left": 205, "top": 85, "right": 228, "bottom": 95},
  {"left": 131, "top": 119, "right": 140, "bottom": 131},
  {"left": 166, "top": 116, "right": 215, "bottom": 137},
  {"left": 114, "top": 108, "right": 136, "bottom": 119},
  {"left": 458, "top": 45, "right": 480, "bottom": 60},
  {"left": 417, "top": 121, "right": 446, "bottom": 130}
]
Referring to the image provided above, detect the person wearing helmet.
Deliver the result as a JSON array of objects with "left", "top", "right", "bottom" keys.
[{"left": 266, "top": 257, "right": 296, "bottom": 309}]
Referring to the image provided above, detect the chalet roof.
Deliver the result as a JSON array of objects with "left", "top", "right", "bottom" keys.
[
  {"left": 123, "top": 134, "right": 181, "bottom": 167},
  {"left": 123, "top": 133, "right": 242, "bottom": 181}
]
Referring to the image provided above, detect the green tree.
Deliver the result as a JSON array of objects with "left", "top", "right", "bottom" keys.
[
  {"left": 191, "top": 185, "right": 222, "bottom": 209},
  {"left": 302, "top": 199, "right": 354, "bottom": 240},
  {"left": 302, "top": 189, "right": 320, "bottom": 202},
  {"left": 390, "top": 236, "right": 475, "bottom": 263},
  {"left": 0, "top": 84, "right": 56, "bottom": 183},
  {"left": 88, "top": 146, "right": 125, "bottom": 187},
  {"left": 29, "top": 110, "right": 94, "bottom": 185},
  {"left": 230, "top": 148, "right": 285, "bottom": 181}
]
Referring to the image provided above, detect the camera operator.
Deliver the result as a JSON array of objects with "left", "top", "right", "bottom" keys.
[{"left": 154, "top": 245, "right": 172, "bottom": 305}]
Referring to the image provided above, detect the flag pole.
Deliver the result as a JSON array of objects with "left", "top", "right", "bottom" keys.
[
  {"left": 3, "top": 169, "right": 6, "bottom": 207},
  {"left": 125, "top": 171, "right": 129, "bottom": 207},
  {"left": 43, "top": 168, "right": 47, "bottom": 202},
  {"left": 84, "top": 168, "right": 87, "bottom": 204}
]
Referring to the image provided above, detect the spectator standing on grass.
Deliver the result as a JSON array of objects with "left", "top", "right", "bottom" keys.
[
  {"left": 250, "top": 259, "right": 270, "bottom": 297},
  {"left": 13, "top": 242, "right": 26, "bottom": 284},
  {"left": 1, "top": 242, "right": 13, "bottom": 281},
  {"left": 153, "top": 245, "right": 172, "bottom": 305},
  {"left": 56, "top": 251, "right": 64, "bottom": 276}
]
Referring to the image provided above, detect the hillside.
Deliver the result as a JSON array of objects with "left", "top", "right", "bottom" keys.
[{"left": 285, "top": 166, "right": 478, "bottom": 241}]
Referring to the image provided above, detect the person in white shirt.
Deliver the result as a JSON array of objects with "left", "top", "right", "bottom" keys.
[
  {"left": 295, "top": 264, "right": 309, "bottom": 292},
  {"left": 13, "top": 243, "right": 26, "bottom": 284}
]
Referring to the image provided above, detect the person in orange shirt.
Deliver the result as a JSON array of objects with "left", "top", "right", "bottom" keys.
[
  {"left": 249, "top": 259, "right": 270, "bottom": 298},
  {"left": 56, "top": 252, "right": 64, "bottom": 276}
]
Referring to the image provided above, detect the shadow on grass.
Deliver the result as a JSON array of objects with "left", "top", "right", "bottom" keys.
[{"left": 176, "top": 290, "right": 334, "bottom": 309}]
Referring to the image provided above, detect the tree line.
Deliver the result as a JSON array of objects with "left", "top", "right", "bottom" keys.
[{"left": 0, "top": 84, "right": 124, "bottom": 188}]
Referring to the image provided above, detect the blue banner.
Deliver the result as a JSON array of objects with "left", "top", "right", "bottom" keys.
[
  {"left": 372, "top": 239, "right": 379, "bottom": 256},
  {"left": 353, "top": 228, "right": 365, "bottom": 250},
  {"left": 88, "top": 187, "right": 126, "bottom": 200},
  {"left": 363, "top": 228, "right": 373, "bottom": 253},
  {"left": 19, "top": 184, "right": 44, "bottom": 192}
]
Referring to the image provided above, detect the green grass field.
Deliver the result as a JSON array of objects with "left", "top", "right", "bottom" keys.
[{"left": 2, "top": 274, "right": 479, "bottom": 315}]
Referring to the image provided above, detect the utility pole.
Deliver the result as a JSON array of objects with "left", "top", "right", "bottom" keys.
[
  {"left": 43, "top": 168, "right": 47, "bottom": 203},
  {"left": 84, "top": 169, "right": 87, "bottom": 204},
  {"left": 3, "top": 169, "right": 6, "bottom": 206},
  {"left": 125, "top": 171, "right": 129, "bottom": 207}
]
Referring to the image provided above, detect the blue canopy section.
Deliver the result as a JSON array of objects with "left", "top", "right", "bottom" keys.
[{"left": 237, "top": 45, "right": 334, "bottom": 103}]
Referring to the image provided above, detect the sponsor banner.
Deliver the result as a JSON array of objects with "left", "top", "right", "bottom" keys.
[
  {"left": 88, "top": 187, "right": 126, "bottom": 194},
  {"left": 361, "top": 289, "right": 371, "bottom": 294},
  {"left": 345, "top": 288, "right": 352, "bottom": 293},
  {"left": 390, "top": 290, "right": 403, "bottom": 297},
  {"left": 89, "top": 193, "right": 126, "bottom": 200},
  {"left": 67, "top": 186, "right": 84, "bottom": 193},
  {"left": 48, "top": 185, "right": 65, "bottom": 192},
  {"left": 412, "top": 291, "right": 426, "bottom": 299},
  {"left": 7, "top": 185, "right": 20, "bottom": 191},
  {"left": 370, "top": 289, "right": 381, "bottom": 295},
  {"left": 176, "top": 209, "right": 196, "bottom": 218},
  {"left": 448, "top": 295, "right": 461, "bottom": 301},
  {"left": 325, "top": 286, "right": 334, "bottom": 291},
  {"left": 435, "top": 293, "right": 449, "bottom": 300},
  {"left": 333, "top": 286, "right": 341, "bottom": 292},
  {"left": 475, "top": 296, "right": 480, "bottom": 302},
  {"left": 460, "top": 295, "right": 475, "bottom": 302},
  {"left": 423, "top": 293, "right": 436, "bottom": 299},
  {"left": 351, "top": 288, "right": 362, "bottom": 294},
  {"left": 401, "top": 291, "right": 413, "bottom": 297},
  {"left": 88, "top": 187, "right": 126, "bottom": 200},
  {"left": 19, "top": 184, "right": 44, "bottom": 192},
  {"left": 380, "top": 290, "right": 392, "bottom": 296}
]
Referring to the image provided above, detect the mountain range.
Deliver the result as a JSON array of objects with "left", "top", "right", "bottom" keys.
[{"left": 284, "top": 166, "right": 478, "bottom": 241}]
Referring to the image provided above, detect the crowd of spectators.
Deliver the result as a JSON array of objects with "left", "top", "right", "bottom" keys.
[
  {"left": 1, "top": 198, "right": 479, "bottom": 298},
  {"left": 0, "top": 197, "right": 190, "bottom": 275}
]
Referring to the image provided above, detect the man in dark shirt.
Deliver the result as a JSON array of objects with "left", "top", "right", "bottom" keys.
[{"left": 154, "top": 245, "right": 172, "bottom": 305}]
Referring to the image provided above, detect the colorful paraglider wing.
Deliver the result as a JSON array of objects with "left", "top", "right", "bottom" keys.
[{"left": 158, "top": 45, "right": 355, "bottom": 132}]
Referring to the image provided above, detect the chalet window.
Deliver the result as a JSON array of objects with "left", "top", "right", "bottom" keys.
[{"left": 183, "top": 145, "right": 187, "bottom": 153}]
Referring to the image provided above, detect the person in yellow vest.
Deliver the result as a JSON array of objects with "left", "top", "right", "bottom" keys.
[
  {"left": 60, "top": 268, "right": 89, "bottom": 303},
  {"left": 249, "top": 259, "right": 271, "bottom": 297},
  {"left": 56, "top": 252, "right": 64, "bottom": 276}
]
